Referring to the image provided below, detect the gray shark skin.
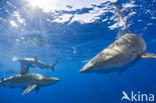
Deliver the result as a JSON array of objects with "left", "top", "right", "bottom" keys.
[
  {"left": 79, "top": 33, "right": 156, "bottom": 75},
  {"left": 0, "top": 64, "right": 60, "bottom": 95},
  {"left": 18, "top": 56, "right": 58, "bottom": 71}
]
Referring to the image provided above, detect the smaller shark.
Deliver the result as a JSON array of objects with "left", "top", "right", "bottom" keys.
[
  {"left": 0, "top": 64, "right": 60, "bottom": 95},
  {"left": 18, "top": 56, "right": 58, "bottom": 71}
]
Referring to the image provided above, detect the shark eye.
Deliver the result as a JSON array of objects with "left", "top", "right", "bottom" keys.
[{"left": 130, "top": 48, "right": 136, "bottom": 57}]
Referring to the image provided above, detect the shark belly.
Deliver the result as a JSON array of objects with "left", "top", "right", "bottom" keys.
[
  {"left": 4, "top": 74, "right": 38, "bottom": 87},
  {"left": 94, "top": 55, "right": 134, "bottom": 74},
  {"left": 5, "top": 79, "right": 30, "bottom": 87},
  {"left": 29, "top": 61, "right": 48, "bottom": 69},
  {"left": 92, "top": 45, "right": 135, "bottom": 73},
  {"left": 34, "top": 63, "right": 47, "bottom": 68}
]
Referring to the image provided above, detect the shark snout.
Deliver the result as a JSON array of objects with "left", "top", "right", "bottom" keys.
[
  {"left": 79, "top": 68, "right": 87, "bottom": 73},
  {"left": 52, "top": 78, "right": 60, "bottom": 83},
  {"left": 45, "top": 77, "right": 60, "bottom": 85},
  {"left": 79, "top": 66, "right": 92, "bottom": 73},
  {"left": 54, "top": 78, "right": 60, "bottom": 81},
  {"left": 79, "top": 62, "right": 94, "bottom": 73}
]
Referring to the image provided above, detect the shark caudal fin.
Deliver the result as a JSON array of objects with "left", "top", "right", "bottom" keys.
[{"left": 50, "top": 59, "right": 59, "bottom": 71}]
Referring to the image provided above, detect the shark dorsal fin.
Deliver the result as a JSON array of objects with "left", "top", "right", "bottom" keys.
[
  {"left": 34, "top": 56, "right": 38, "bottom": 61},
  {"left": 20, "top": 64, "right": 29, "bottom": 75}
]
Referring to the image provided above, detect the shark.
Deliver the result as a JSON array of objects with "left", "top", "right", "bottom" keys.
[
  {"left": 0, "top": 64, "right": 60, "bottom": 95},
  {"left": 18, "top": 56, "right": 59, "bottom": 71},
  {"left": 79, "top": 29, "right": 156, "bottom": 75}
]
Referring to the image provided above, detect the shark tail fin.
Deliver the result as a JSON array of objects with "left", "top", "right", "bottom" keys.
[{"left": 50, "top": 59, "right": 59, "bottom": 71}]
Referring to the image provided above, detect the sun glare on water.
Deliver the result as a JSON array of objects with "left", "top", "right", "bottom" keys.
[{"left": 26, "top": 0, "right": 57, "bottom": 12}]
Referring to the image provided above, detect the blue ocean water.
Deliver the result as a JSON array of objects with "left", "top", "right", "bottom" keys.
[{"left": 0, "top": 0, "right": 156, "bottom": 103}]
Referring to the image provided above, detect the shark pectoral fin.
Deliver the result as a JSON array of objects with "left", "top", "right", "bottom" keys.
[
  {"left": 141, "top": 52, "right": 156, "bottom": 59},
  {"left": 32, "top": 65, "right": 41, "bottom": 69},
  {"left": 20, "top": 64, "right": 29, "bottom": 75},
  {"left": 22, "top": 84, "right": 37, "bottom": 95}
]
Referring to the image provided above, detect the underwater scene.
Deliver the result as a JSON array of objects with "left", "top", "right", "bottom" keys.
[{"left": 0, "top": 0, "right": 156, "bottom": 103}]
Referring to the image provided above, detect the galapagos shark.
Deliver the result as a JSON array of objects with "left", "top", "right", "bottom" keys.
[
  {"left": 18, "top": 56, "right": 59, "bottom": 71},
  {"left": 0, "top": 64, "right": 60, "bottom": 95},
  {"left": 79, "top": 29, "right": 156, "bottom": 75}
]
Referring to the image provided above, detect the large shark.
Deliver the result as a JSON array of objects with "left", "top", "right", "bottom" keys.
[
  {"left": 79, "top": 29, "right": 156, "bottom": 75},
  {"left": 18, "top": 56, "right": 58, "bottom": 71},
  {"left": 0, "top": 64, "right": 60, "bottom": 95}
]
